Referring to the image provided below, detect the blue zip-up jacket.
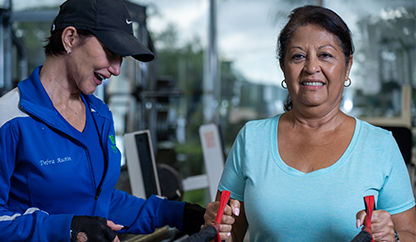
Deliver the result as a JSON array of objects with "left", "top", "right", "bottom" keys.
[{"left": 0, "top": 66, "right": 185, "bottom": 241}]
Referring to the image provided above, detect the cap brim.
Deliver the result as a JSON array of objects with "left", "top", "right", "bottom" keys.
[{"left": 92, "top": 30, "right": 155, "bottom": 62}]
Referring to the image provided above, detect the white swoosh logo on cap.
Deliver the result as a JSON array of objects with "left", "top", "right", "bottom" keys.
[{"left": 126, "top": 19, "right": 132, "bottom": 24}]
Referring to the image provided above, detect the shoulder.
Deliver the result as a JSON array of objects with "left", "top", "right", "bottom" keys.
[
  {"left": 0, "top": 87, "right": 20, "bottom": 106},
  {"left": 234, "top": 115, "right": 280, "bottom": 144},
  {"left": 353, "top": 118, "right": 403, "bottom": 166},
  {"left": 0, "top": 88, "right": 29, "bottom": 128},
  {"left": 244, "top": 114, "right": 281, "bottom": 131},
  {"left": 355, "top": 118, "right": 393, "bottom": 141}
]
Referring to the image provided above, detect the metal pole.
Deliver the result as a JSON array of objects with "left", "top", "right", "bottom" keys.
[
  {"left": 5, "top": 0, "right": 11, "bottom": 91},
  {"left": 204, "top": 0, "right": 218, "bottom": 124},
  {"left": 0, "top": 17, "right": 4, "bottom": 92},
  {"left": 316, "top": 0, "right": 323, "bottom": 6},
  {"left": 0, "top": 0, "right": 12, "bottom": 94}
]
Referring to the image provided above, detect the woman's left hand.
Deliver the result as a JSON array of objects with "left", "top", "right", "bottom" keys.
[{"left": 356, "top": 209, "right": 396, "bottom": 242}]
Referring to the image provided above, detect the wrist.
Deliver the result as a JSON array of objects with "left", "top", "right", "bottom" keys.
[
  {"left": 394, "top": 229, "right": 400, "bottom": 242},
  {"left": 182, "top": 203, "right": 206, "bottom": 235},
  {"left": 70, "top": 228, "right": 77, "bottom": 242}
]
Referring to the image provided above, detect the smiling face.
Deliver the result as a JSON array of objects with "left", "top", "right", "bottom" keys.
[
  {"left": 66, "top": 32, "right": 123, "bottom": 95},
  {"left": 281, "top": 24, "right": 352, "bottom": 115}
]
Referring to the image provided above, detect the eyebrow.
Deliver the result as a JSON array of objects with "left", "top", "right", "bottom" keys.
[
  {"left": 288, "top": 46, "right": 303, "bottom": 51},
  {"left": 319, "top": 44, "right": 338, "bottom": 50},
  {"left": 101, "top": 44, "right": 115, "bottom": 56},
  {"left": 288, "top": 44, "right": 338, "bottom": 51},
  {"left": 101, "top": 43, "right": 121, "bottom": 60}
]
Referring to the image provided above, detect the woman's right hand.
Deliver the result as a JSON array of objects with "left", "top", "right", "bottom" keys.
[
  {"left": 106, "top": 220, "right": 123, "bottom": 242},
  {"left": 77, "top": 220, "right": 122, "bottom": 242},
  {"left": 76, "top": 232, "right": 120, "bottom": 242},
  {"left": 71, "top": 215, "right": 121, "bottom": 242},
  {"left": 204, "top": 198, "right": 240, "bottom": 241}
]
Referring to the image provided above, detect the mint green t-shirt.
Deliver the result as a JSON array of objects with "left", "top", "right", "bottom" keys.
[{"left": 218, "top": 114, "right": 415, "bottom": 242}]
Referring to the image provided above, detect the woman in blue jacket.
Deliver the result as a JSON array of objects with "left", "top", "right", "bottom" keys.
[{"left": 0, "top": 0, "right": 238, "bottom": 241}]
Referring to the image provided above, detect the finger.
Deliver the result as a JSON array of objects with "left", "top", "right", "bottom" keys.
[
  {"left": 355, "top": 210, "right": 366, "bottom": 228},
  {"left": 102, "top": 221, "right": 118, "bottom": 241},
  {"left": 371, "top": 210, "right": 394, "bottom": 239},
  {"left": 103, "top": 229, "right": 117, "bottom": 242},
  {"left": 222, "top": 204, "right": 232, "bottom": 216},
  {"left": 230, "top": 199, "right": 240, "bottom": 216},
  {"left": 107, "top": 220, "right": 124, "bottom": 231},
  {"left": 76, "top": 232, "right": 88, "bottom": 242},
  {"left": 221, "top": 212, "right": 236, "bottom": 225},
  {"left": 371, "top": 210, "right": 391, "bottom": 224},
  {"left": 372, "top": 231, "right": 394, "bottom": 242},
  {"left": 219, "top": 231, "right": 232, "bottom": 240},
  {"left": 204, "top": 202, "right": 219, "bottom": 226},
  {"left": 220, "top": 201, "right": 238, "bottom": 218},
  {"left": 218, "top": 224, "right": 232, "bottom": 233},
  {"left": 112, "top": 235, "right": 120, "bottom": 242},
  {"left": 206, "top": 201, "right": 219, "bottom": 216}
]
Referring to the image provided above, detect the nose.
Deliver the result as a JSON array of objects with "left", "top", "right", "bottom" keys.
[
  {"left": 108, "top": 57, "right": 122, "bottom": 76},
  {"left": 304, "top": 56, "right": 320, "bottom": 74}
]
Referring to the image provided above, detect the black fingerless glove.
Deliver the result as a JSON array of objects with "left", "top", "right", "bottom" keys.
[
  {"left": 182, "top": 203, "right": 206, "bottom": 235},
  {"left": 70, "top": 215, "right": 116, "bottom": 242},
  {"left": 182, "top": 225, "right": 218, "bottom": 242},
  {"left": 350, "top": 230, "right": 372, "bottom": 242}
]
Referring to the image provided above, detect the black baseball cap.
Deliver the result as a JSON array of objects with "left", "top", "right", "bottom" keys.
[{"left": 52, "top": 0, "right": 155, "bottom": 62}]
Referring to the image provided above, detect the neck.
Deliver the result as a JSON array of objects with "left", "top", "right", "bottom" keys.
[
  {"left": 285, "top": 106, "right": 346, "bottom": 130},
  {"left": 40, "top": 55, "right": 81, "bottom": 105}
]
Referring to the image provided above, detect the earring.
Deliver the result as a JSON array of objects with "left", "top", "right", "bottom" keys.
[
  {"left": 67, "top": 49, "right": 71, "bottom": 55},
  {"left": 344, "top": 78, "right": 351, "bottom": 87},
  {"left": 281, "top": 80, "right": 287, "bottom": 89}
]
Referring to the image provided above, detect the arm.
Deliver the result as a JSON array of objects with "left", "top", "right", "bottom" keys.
[
  {"left": 392, "top": 207, "right": 416, "bottom": 242},
  {"left": 356, "top": 132, "right": 416, "bottom": 241},
  {"left": 0, "top": 207, "right": 74, "bottom": 242},
  {"left": 226, "top": 200, "right": 248, "bottom": 242},
  {"left": 0, "top": 121, "right": 74, "bottom": 242},
  {"left": 356, "top": 206, "right": 416, "bottom": 242},
  {"left": 108, "top": 190, "right": 186, "bottom": 234}
]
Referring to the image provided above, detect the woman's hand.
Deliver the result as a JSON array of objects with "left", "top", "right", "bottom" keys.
[
  {"left": 204, "top": 199, "right": 240, "bottom": 241},
  {"left": 107, "top": 220, "right": 124, "bottom": 232},
  {"left": 72, "top": 217, "right": 122, "bottom": 242},
  {"left": 356, "top": 209, "right": 395, "bottom": 242},
  {"left": 106, "top": 220, "right": 123, "bottom": 242}
]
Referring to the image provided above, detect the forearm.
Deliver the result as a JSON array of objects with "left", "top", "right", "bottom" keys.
[
  {"left": 395, "top": 229, "right": 416, "bottom": 242},
  {"left": 0, "top": 209, "right": 73, "bottom": 242},
  {"left": 391, "top": 207, "right": 416, "bottom": 242},
  {"left": 109, "top": 192, "right": 186, "bottom": 234},
  {"left": 182, "top": 203, "right": 206, "bottom": 235}
]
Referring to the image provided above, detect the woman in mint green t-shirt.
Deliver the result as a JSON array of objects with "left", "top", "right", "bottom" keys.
[{"left": 217, "top": 5, "right": 416, "bottom": 242}]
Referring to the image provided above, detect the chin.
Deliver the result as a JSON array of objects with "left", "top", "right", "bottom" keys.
[{"left": 83, "top": 88, "right": 97, "bottom": 96}]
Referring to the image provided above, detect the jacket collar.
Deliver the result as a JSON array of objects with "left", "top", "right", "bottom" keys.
[{"left": 18, "top": 66, "right": 112, "bottom": 123}]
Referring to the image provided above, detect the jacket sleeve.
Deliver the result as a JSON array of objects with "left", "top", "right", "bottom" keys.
[
  {"left": 0, "top": 122, "right": 74, "bottom": 242},
  {"left": 0, "top": 207, "right": 74, "bottom": 242},
  {"left": 108, "top": 189, "right": 186, "bottom": 234}
]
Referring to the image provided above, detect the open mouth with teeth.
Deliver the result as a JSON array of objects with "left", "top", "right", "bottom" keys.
[
  {"left": 302, "top": 81, "right": 324, "bottom": 86},
  {"left": 95, "top": 73, "right": 105, "bottom": 81},
  {"left": 94, "top": 72, "right": 107, "bottom": 85}
]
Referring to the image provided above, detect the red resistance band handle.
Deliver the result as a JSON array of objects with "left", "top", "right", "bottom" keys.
[
  {"left": 214, "top": 190, "right": 231, "bottom": 242},
  {"left": 364, "top": 195, "right": 375, "bottom": 242}
]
